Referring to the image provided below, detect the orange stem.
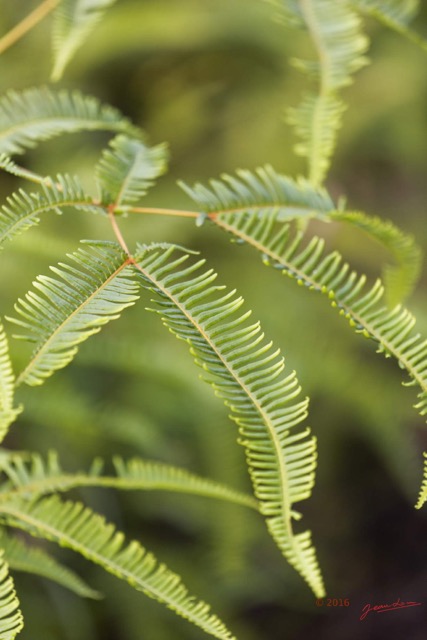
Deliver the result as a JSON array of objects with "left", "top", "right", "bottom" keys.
[
  {"left": 108, "top": 207, "right": 132, "bottom": 256},
  {"left": 124, "top": 206, "right": 199, "bottom": 219}
]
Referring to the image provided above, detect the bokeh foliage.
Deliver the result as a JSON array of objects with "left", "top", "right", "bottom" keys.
[{"left": 0, "top": 1, "right": 427, "bottom": 639}]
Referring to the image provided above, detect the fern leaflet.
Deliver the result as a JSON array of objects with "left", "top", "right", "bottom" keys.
[
  {"left": 0, "top": 155, "right": 49, "bottom": 185},
  {"left": 205, "top": 209, "right": 427, "bottom": 421},
  {"left": 51, "top": 0, "right": 117, "bottom": 81},
  {"left": 0, "top": 495, "right": 236, "bottom": 640},
  {"left": 0, "top": 452, "right": 258, "bottom": 511},
  {"left": 133, "top": 244, "right": 324, "bottom": 597},
  {"left": 0, "top": 324, "right": 21, "bottom": 445},
  {"left": 0, "top": 87, "right": 138, "bottom": 156},
  {"left": 181, "top": 167, "right": 421, "bottom": 303},
  {"left": 0, "top": 551, "right": 23, "bottom": 640},
  {"left": 8, "top": 242, "right": 140, "bottom": 386},
  {"left": 0, "top": 527, "right": 100, "bottom": 599},
  {"left": 352, "top": 0, "right": 427, "bottom": 52},
  {"left": 95, "top": 134, "right": 168, "bottom": 207},
  {"left": 0, "top": 175, "right": 102, "bottom": 250},
  {"left": 415, "top": 453, "right": 427, "bottom": 509},
  {"left": 179, "top": 164, "right": 334, "bottom": 225},
  {"left": 329, "top": 209, "right": 422, "bottom": 305},
  {"left": 273, "top": 0, "right": 368, "bottom": 183}
]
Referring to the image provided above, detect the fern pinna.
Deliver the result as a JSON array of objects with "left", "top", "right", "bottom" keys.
[{"left": 0, "top": 0, "right": 426, "bottom": 639}]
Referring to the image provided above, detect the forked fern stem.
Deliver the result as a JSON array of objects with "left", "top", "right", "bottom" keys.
[
  {"left": 0, "top": 0, "right": 60, "bottom": 56},
  {"left": 108, "top": 206, "right": 132, "bottom": 255}
]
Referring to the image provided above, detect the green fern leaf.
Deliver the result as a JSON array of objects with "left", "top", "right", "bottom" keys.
[
  {"left": 0, "top": 496, "right": 236, "bottom": 640},
  {"left": 95, "top": 135, "right": 168, "bottom": 207},
  {"left": 275, "top": 0, "right": 368, "bottom": 183},
  {"left": 0, "top": 527, "right": 100, "bottom": 599},
  {"left": 287, "top": 93, "right": 346, "bottom": 186},
  {"left": 330, "top": 210, "right": 423, "bottom": 305},
  {"left": 0, "top": 551, "right": 23, "bottom": 640},
  {"left": 0, "top": 323, "right": 21, "bottom": 445},
  {"left": 179, "top": 164, "right": 334, "bottom": 224},
  {"left": 0, "top": 87, "right": 138, "bottom": 156},
  {"left": 133, "top": 244, "right": 324, "bottom": 598},
  {"left": 0, "top": 175, "right": 102, "bottom": 250},
  {"left": 182, "top": 168, "right": 421, "bottom": 304},
  {"left": 51, "top": 0, "right": 117, "bottom": 81},
  {"left": 415, "top": 452, "right": 427, "bottom": 509},
  {"left": 111, "top": 457, "right": 258, "bottom": 509},
  {"left": 353, "top": 0, "right": 419, "bottom": 26},
  {"left": 351, "top": 0, "right": 427, "bottom": 52},
  {"left": 208, "top": 209, "right": 427, "bottom": 420},
  {"left": 0, "top": 451, "right": 257, "bottom": 512},
  {"left": 8, "top": 243, "right": 139, "bottom": 387},
  {"left": 0, "top": 155, "right": 48, "bottom": 186}
]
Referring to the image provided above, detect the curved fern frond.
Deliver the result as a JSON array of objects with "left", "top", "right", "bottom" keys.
[
  {"left": 95, "top": 135, "right": 168, "bottom": 207},
  {"left": 0, "top": 452, "right": 258, "bottom": 511},
  {"left": 329, "top": 209, "right": 422, "bottom": 305},
  {"left": 181, "top": 168, "right": 421, "bottom": 303},
  {"left": 133, "top": 244, "right": 324, "bottom": 598},
  {"left": 0, "top": 496, "right": 236, "bottom": 640},
  {"left": 179, "top": 164, "right": 334, "bottom": 226},
  {"left": 0, "top": 175, "right": 102, "bottom": 250},
  {"left": 273, "top": 0, "right": 368, "bottom": 183},
  {"left": 0, "top": 324, "right": 21, "bottom": 445},
  {"left": 208, "top": 209, "right": 427, "bottom": 421},
  {"left": 0, "top": 87, "right": 138, "bottom": 156},
  {"left": 0, "top": 527, "right": 100, "bottom": 599},
  {"left": 415, "top": 452, "right": 427, "bottom": 509},
  {"left": 352, "top": 0, "right": 427, "bottom": 52},
  {"left": 0, "top": 551, "right": 23, "bottom": 640},
  {"left": 111, "top": 457, "right": 258, "bottom": 509},
  {"left": 51, "top": 0, "right": 117, "bottom": 81},
  {"left": 8, "top": 242, "right": 140, "bottom": 387}
]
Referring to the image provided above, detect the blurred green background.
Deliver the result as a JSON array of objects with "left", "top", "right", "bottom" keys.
[{"left": 0, "top": 1, "right": 427, "bottom": 639}]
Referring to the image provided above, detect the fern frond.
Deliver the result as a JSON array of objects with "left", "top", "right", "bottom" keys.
[
  {"left": 179, "top": 164, "right": 334, "bottom": 225},
  {"left": 0, "top": 87, "right": 138, "bottom": 156},
  {"left": 330, "top": 210, "right": 422, "bottom": 305},
  {"left": 182, "top": 168, "right": 421, "bottom": 304},
  {"left": 0, "top": 451, "right": 258, "bottom": 511},
  {"left": 276, "top": 0, "right": 369, "bottom": 183},
  {"left": 95, "top": 135, "right": 168, "bottom": 207},
  {"left": 352, "top": 0, "right": 427, "bottom": 52},
  {"left": 111, "top": 457, "right": 258, "bottom": 510},
  {"left": 0, "top": 551, "right": 23, "bottom": 640},
  {"left": 0, "top": 175, "right": 102, "bottom": 250},
  {"left": 0, "top": 323, "right": 21, "bottom": 445},
  {"left": 208, "top": 209, "right": 427, "bottom": 421},
  {"left": 0, "top": 496, "right": 236, "bottom": 640},
  {"left": 51, "top": 0, "right": 117, "bottom": 81},
  {"left": 133, "top": 244, "right": 324, "bottom": 597},
  {"left": 415, "top": 452, "right": 427, "bottom": 509},
  {"left": 8, "top": 243, "right": 139, "bottom": 387},
  {"left": 0, "top": 527, "right": 100, "bottom": 599},
  {"left": 287, "top": 94, "right": 346, "bottom": 186}
]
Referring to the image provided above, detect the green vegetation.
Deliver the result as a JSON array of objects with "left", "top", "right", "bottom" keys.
[{"left": 0, "top": 1, "right": 426, "bottom": 638}]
